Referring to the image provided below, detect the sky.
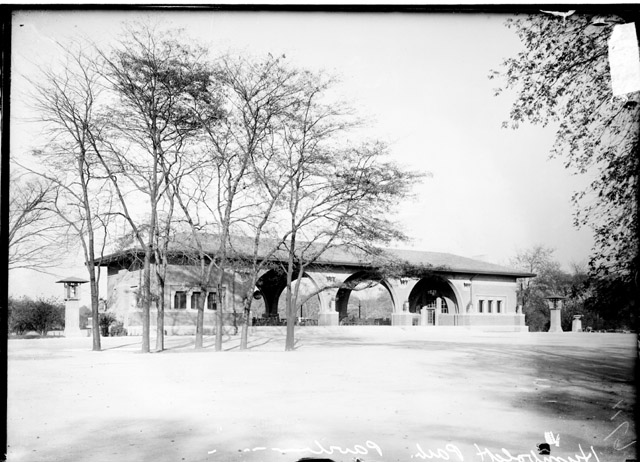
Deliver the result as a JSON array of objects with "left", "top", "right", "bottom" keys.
[{"left": 8, "top": 9, "right": 597, "bottom": 304}]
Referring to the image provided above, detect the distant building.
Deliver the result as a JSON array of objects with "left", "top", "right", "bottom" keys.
[{"left": 97, "top": 235, "right": 533, "bottom": 335}]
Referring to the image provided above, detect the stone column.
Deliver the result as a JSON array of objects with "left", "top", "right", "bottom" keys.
[
  {"left": 318, "top": 298, "right": 339, "bottom": 326},
  {"left": 546, "top": 297, "right": 565, "bottom": 333},
  {"left": 64, "top": 298, "right": 83, "bottom": 337},
  {"left": 420, "top": 307, "right": 428, "bottom": 326},
  {"left": 392, "top": 300, "right": 414, "bottom": 326},
  {"left": 548, "top": 308, "right": 563, "bottom": 332},
  {"left": 55, "top": 278, "right": 88, "bottom": 338}
]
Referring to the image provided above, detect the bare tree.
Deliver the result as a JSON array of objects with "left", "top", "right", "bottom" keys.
[
  {"left": 241, "top": 67, "right": 423, "bottom": 351},
  {"left": 20, "top": 46, "right": 116, "bottom": 351},
  {"left": 230, "top": 149, "right": 293, "bottom": 350},
  {"left": 94, "top": 24, "right": 219, "bottom": 353},
  {"left": 163, "top": 151, "right": 220, "bottom": 350},
  {"left": 8, "top": 174, "right": 62, "bottom": 272},
  {"left": 234, "top": 190, "right": 291, "bottom": 351},
  {"left": 280, "top": 143, "right": 420, "bottom": 351},
  {"left": 172, "top": 54, "right": 305, "bottom": 350}
]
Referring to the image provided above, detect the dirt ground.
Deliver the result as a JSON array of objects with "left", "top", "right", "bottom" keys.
[{"left": 6, "top": 328, "right": 638, "bottom": 462}]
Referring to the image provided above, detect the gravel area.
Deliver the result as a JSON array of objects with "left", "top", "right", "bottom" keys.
[{"left": 7, "top": 328, "right": 637, "bottom": 462}]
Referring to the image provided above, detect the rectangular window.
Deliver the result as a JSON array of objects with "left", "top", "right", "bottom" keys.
[
  {"left": 174, "top": 291, "right": 186, "bottom": 310},
  {"left": 497, "top": 300, "right": 502, "bottom": 314},
  {"left": 478, "top": 300, "right": 484, "bottom": 313},
  {"left": 207, "top": 292, "right": 217, "bottom": 311},
  {"left": 191, "top": 292, "right": 201, "bottom": 310},
  {"left": 488, "top": 300, "right": 493, "bottom": 313}
]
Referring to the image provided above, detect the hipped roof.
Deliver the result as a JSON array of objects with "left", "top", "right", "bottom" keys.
[
  {"left": 55, "top": 276, "right": 89, "bottom": 284},
  {"left": 96, "top": 233, "right": 535, "bottom": 278}
]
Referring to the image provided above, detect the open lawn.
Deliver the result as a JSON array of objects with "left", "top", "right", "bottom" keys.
[{"left": 7, "top": 328, "right": 637, "bottom": 462}]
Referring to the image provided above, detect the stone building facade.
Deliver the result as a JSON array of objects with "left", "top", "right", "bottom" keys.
[{"left": 98, "top": 243, "right": 533, "bottom": 335}]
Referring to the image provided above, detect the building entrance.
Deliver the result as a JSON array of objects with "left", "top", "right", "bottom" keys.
[{"left": 426, "top": 308, "right": 435, "bottom": 325}]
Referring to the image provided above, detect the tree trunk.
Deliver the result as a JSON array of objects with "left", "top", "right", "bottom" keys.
[
  {"left": 284, "top": 228, "right": 297, "bottom": 351},
  {"left": 240, "top": 296, "right": 250, "bottom": 350},
  {"left": 195, "top": 290, "right": 205, "bottom": 349},
  {"left": 285, "top": 321, "right": 296, "bottom": 350},
  {"left": 79, "top": 152, "right": 101, "bottom": 352},
  {"left": 141, "top": 246, "right": 152, "bottom": 353},
  {"left": 215, "top": 276, "right": 224, "bottom": 351},
  {"left": 155, "top": 280, "right": 165, "bottom": 352},
  {"left": 285, "top": 285, "right": 295, "bottom": 351},
  {"left": 90, "top": 276, "right": 101, "bottom": 351},
  {"left": 232, "top": 303, "right": 238, "bottom": 336},
  {"left": 215, "top": 233, "right": 230, "bottom": 352},
  {"left": 286, "top": 263, "right": 306, "bottom": 351},
  {"left": 285, "top": 265, "right": 296, "bottom": 351},
  {"left": 240, "top": 322, "right": 249, "bottom": 349},
  {"left": 156, "top": 305, "right": 164, "bottom": 351},
  {"left": 142, "top": 175, "right": 158, "bottom": 353},
  {"left": 194, "top": 275, "right": 205, "bottom": 348},
  {"left": 84, "top": 234, "right": 101, "bottom": 351}
]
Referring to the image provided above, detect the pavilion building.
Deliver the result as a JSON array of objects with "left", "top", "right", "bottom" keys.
[{"left": 97, "top": 235, "right": 533, "bottom": 335}]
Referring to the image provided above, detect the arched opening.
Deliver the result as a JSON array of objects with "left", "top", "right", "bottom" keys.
[
  {"left": 408, "top": 275, "right": 459, "bottom": 325},
  {"left": 275, "top": 277, "right": 321, "bottom": 321},
  {"left": 253, "top": 268, "right": 286, "bottom": 322},
  {"left": 335, "top": 272, "right": 394, "bottom": 325},
  {"left": 252, "top": 269, "right": 321, "bottom": 325}
]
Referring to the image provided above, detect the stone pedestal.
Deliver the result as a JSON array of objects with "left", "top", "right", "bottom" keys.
[
  {"left": 420, "top": 308, "right": 428, "bottom": 326},
  {"left": 318, "top": 312, "right": 339, "bottom": 326},
  {"left": 548, "top": 308, "right": 563, "bottom": 333},
  {"left": 64, "top": 299, "right": 84, "bottom": 337},
  {"left": 572, "top": 315, "right": 583, "bottom": 332}
]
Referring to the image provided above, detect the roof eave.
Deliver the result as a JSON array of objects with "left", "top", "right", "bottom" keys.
[{"left": 95, "top": 249, "right": 536, "bottom": 279}]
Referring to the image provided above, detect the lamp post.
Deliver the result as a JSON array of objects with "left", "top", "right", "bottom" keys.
[
  {"left": 55, "top": 276, "right": 89, "bottom": 337},
  {"left": 545, "top": 294, "right": 566, "bottom": 333}
]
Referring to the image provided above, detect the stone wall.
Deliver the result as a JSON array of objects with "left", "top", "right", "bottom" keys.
[
  {"left": 125, "top": 310, "right": 242, "bottom": 335},
  {"left": 104, "top": 261, "right": 528, "bottom": 334},
  {"left": 106, "top": 263, "right": 253, "bottom": 334},
  {"left": 438, "top": 313, "right": 527, "bottom": 331}
]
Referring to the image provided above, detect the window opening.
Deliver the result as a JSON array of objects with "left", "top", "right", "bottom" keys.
[
  {"left": 207, "top": 292, "right": 217, "bottom": 310},
  {"left": 174, "top": 291, "right": 186, "bottom": 310},
  {"left": 191, "top": 292, "right": 201, "bottom": 310}
]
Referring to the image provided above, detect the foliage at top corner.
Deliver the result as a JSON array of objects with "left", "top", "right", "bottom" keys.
[{"left": 491, "top": 12, "right": 639, "bottom": 280}]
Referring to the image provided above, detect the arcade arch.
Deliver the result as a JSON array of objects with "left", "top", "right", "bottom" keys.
[
  {"left": 335, "top": 271, "right": 396, "bottom": 323},
  {"left": 252, "top": 269, "right": 322, "bottom": 322},
  {"left": 408, "top": 275, "right": 459, "bottom": 314}
]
